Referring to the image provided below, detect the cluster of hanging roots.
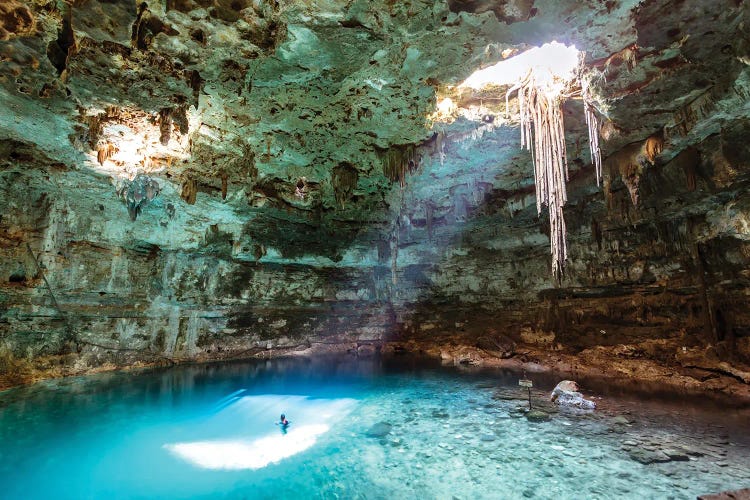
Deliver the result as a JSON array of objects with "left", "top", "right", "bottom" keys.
[{"left": 508, "top": 74, "right": 602, "bottom": 280}]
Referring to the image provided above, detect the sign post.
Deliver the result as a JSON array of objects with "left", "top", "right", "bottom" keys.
[{"left": 518, "top": 374, "right": 533, "bottom": 410}]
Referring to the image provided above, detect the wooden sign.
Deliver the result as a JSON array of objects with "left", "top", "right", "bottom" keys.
[{"left": 518, "top": 379, "right": 533, "bottom": 388}]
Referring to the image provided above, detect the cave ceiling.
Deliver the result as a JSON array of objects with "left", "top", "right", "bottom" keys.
[{"left": 1, "top": 0, "right": 749, "bottom": 270}]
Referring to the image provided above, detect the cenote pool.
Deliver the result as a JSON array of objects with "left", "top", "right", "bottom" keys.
[{"left": 0, "top": 357, "right": 748, "bottom": 499}]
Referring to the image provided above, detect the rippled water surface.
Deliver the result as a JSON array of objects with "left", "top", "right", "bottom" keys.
[{"left": 0, "top": 357, "right": 748, "bottom": 499}]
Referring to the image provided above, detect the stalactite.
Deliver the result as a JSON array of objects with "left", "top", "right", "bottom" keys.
[
  {"left": 220, "top": 171, "right": 228, "bottom": 200},
  {"left": 603, "top": 43, "right": 638, "bottom": 72},
  {"left": 158, "top": 108, "right": 172, "bottom": 146},
  {"left": 332, "top": 163, "right": 358, "bottom": 208},
  {"left": 449, "top": 122, "right": 497, "bottom": 144},
  {"left": 181, "top": 176, "right": 197, "bottom": 205},
  {"left": 382, "top": 145, "right": 418, "bottom": 187},
  {"left": 604, "top": 132, "right": 664, "bottom": 209},
  {"left": 96, "top": 142, "right": 116, "bottom": 165},
  {"left": 117, "top": 174, "right": 161, "bottom": 220},
  {"left": 188, "top": 69, "right": 202, "bottom": 107},
  {"left": 46, "top": 4, "right": 75, "bottom": 78},
  {"left": 620, "top": 162, "right": 642, "bottom": 207},
  {"left": 172, "top": 105, "right": 189, "bottom": 134},
  {"left": 644, "top": 133, "right": 664, "bottom": 163},
  {"left": 131, "top": 3, "right": 178, "bottom": 51}
]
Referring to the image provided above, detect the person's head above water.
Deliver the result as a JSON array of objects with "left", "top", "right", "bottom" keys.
[
  {"left": 280, "top": 414, "right": 285, "bottom": 420},
  {"left": 280, "top": 414, "right": 288, "bottom": 424}
]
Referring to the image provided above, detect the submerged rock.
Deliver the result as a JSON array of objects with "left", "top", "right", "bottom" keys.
[
  {"left": 366, "top": 422, "right": 393, "bottom": 438},
  {"left": 679, "top": 445, "right": 706, "bottom": 457},
  {"left": 629, "top": 448, "right": 672, "bottom": 464},
  {"left": 526, "top": 410, "right": 551, "bottom": 422},
  {"left": 662, "top": 448, "right": 690, "bottom": 461}
]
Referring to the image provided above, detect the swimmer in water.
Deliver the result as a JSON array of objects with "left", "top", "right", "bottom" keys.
[{"left": 277, "top": 414, "right": 290, "bottom": 434}]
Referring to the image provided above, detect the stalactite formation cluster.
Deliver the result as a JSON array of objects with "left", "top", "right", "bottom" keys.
[
  {"left": 331, "top": 163, "right": 358, "bottom": 208},
  {"left": 382, "top": 145, "right": 419, "bottom": 187},
  {"left": 603, "top": 133, "right": 664, "bottom": 208},
  {"left": 116, "top": 174, "right": 161, "bottom": 221},
  {"left": 96, "top": 143, "right": 116, "bottom": 165}
]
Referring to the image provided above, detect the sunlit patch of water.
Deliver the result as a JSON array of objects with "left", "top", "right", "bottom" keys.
[{"left": 165, "top": 395, "right": 357, "bottom": 470}]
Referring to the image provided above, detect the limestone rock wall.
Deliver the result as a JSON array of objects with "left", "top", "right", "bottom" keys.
[{"left": 1, "top": 0, "right": 750, "bottom": 388}]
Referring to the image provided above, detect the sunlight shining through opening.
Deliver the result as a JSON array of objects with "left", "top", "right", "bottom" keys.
[{"left": 459, "top": 42, "right": 580, "bottom": 97}]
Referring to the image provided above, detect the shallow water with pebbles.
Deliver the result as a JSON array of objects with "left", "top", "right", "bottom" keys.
[{"left": 0, "top": 356, "right": 747, "bottom": 499}]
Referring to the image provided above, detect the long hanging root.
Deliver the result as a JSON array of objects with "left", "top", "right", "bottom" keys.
[
  {"left": 585, "top": 102, "right": 602, "bottom": 186},
  {"left": 511, "top": 80, "right": 570, "bottom": 280},
  {"left": 508, "top": 65, "right": 604, "bottom": 280}
]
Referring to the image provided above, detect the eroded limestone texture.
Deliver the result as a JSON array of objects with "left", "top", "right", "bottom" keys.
[{"left": 1, "top": 0, "right": 750, "bottom": 396}]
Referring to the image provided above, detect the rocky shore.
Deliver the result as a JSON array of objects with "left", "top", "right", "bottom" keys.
[
  {"left": 393, "top": 339, "right": 750, "bottom": 405},
  {"left": 3, "top": 336, "right": 750, "bottom": 408}
]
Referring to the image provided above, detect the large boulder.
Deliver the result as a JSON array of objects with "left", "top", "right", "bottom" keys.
[{"left": 549, "top": 380, "right": 596, "bottom": 410}]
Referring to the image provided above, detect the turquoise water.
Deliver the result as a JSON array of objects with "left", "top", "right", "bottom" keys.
[{"left": 0, "top": 357, "right": 748, "bottom": 499}]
